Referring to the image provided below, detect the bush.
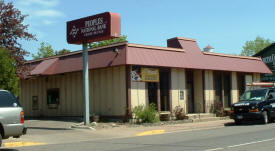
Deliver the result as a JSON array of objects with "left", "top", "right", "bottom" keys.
[
  {"left": 0, "top": 48, "right": 19, "bottom": 96},
  {"left": 174, "top": 106, "right": 187, "bottom": 120},
  {"left": 132, "top": 103, "right": 159, "bottom": 123},
  {"left": 213, "top": 100, "right": 224, "bottom": 117}
]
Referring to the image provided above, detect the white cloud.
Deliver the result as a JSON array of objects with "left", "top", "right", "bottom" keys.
[
  {"left": 14, "top": 0, "right": 65, "bottom": 40},
  {"left": 42, "top": 20, "right": 55, "bottom": 25},
  {"left": 35, "top": 9, "right": 64, "bottom": 18},
  {"left": 17, "top": 0, "right": 59, "bottom": 7}
]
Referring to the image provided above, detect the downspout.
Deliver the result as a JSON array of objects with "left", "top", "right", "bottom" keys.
[{"left": 125, "top": 43, "right": 131, "bottom": 121}]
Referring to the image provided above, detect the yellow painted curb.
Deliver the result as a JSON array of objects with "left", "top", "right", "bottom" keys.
[
  {"left": 4, "top": 142, "right": 46, "bottom": 148},
  {"left": 136, "top": 130, "right": 165, "bottom": 136}
]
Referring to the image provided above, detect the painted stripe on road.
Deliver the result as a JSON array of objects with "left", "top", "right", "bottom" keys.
[
  {"left": 227, "top": 138, "right": 275, "bottom": 148},
  {"left": 204, "top": 148, "right": 224, "bottom": 151},
  {"left": 136, "top": 130, "right": 165, "bottom": 136},
  {"left": 205, "top": 137, "right": 275, "bottom": 151},
  {"left": 4, "top": 142, "right": 46, "bottom": 148}
]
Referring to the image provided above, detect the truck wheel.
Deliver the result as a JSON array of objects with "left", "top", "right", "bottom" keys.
[
  {"left": 262, "top": 111, "right": 269, "bottom": 124},
  {"left": 235, "top": 119, "right": 242, "bottom": 125}
]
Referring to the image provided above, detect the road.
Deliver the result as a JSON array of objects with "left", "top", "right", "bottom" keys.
[{"left": 3, "top": 121, "right": 275, "bottom": 151}]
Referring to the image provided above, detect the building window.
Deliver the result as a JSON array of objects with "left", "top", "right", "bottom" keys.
[
  {"left": 237, "top": 73, "right": 245, "bottom": 97},
  {"left": 47, "top": 88, "right": 59, "bottom": 109},
  {"left": 214, "top": 72, "right": 232, "bottom": 108},
  {"left": 32, "top": 96, "right": 39, "bottom": 110}
]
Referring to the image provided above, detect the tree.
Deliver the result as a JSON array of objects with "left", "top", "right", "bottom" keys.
[
  {"left": 88, "top": 35, "right": 127, "bottom": 49},
  {"left": 32, "top": 42, "right": 55, "bottom": 59},
  {"left": 240, "top": 36, "right": 274, "bottom": 56},
  {"left": 0, "top": 0, "right": 36, "bottom": 76},
  {"left": 55, "top": 48, "right": 71, "bottom": 55},
  {"left": 0, "top": 48, "right": 19, "bottom": 96},
  {"left": 32, "top": 42, "right": 71, "bottom": 59}
]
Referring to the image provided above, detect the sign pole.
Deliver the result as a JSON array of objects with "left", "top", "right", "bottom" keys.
[
  {"left": 82, "top": 43, "right": 90, "bottom": 125},
  {"left": 67, "top": 12, "right": 121, "bottom": 126}
]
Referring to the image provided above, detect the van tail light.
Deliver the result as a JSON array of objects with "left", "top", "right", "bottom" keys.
[{"left": 20, "top": 111, "right": 24, "bottom": 123}]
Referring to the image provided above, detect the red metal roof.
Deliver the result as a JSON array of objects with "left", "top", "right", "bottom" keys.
[
  {"left": 27, "top": 43, "right": 127, "bottom": 76},
  {"left": 30, "top": 58, "right": 58, "bottom": 75},
  {"left": 126, "top": 45, "right": 207, "bottom": 69},
  {"left": 203, "top": 52, "right": 270, "bottom": 73},
  {"left": 127, "top": 37, "right": 271, "bottom": 74},
  {"left": 52, "top": 45, "right": 126, "bottom": 74},
  {"left": 26, "top": 37, "right": 272, "bottom": 77}
]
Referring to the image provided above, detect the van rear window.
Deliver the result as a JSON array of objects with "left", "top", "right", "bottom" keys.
[{"left": 0, "top": 91, "right": 21, "bottom": 107}]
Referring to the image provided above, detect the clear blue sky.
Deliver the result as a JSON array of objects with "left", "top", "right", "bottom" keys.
[{"left": 8, "top": 0, "right": 275, "bottom": 60}]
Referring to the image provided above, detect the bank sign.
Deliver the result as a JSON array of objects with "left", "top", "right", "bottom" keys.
[
  {"left": 261, "top": 47, "right": 275, "bottom": 82},
  {"left": 67, "top": 12, "right": 121, "bottom": 44}
]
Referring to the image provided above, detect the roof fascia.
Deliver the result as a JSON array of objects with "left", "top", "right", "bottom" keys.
[
  {"left": 128, "top": 43, "right": 185, "bottom": 52},
  {"left": 203, "top": 52, "right": 261, "bottom": 61}
]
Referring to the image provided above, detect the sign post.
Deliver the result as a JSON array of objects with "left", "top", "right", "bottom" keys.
[
  {"left": 67, "top": 12, "right": 121, "bottom": 125},
  {"left": 82, "top": 43, "right": 90, "bottom": 125}
]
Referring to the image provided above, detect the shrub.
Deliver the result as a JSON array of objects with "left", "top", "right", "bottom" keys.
[
  {"left": 174, "top": 106, "right": 187, "bottom": 120},
  {"left": 213, "top": 100, "right": 224, "bottom": 117},
  {"left": 132, "top": 103, "right": 159, "bottom": 123}
]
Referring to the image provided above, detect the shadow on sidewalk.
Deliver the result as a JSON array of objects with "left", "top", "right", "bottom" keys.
[
  {"left": 224, "top": 120, "right": 268, "bottom": 126},
  {"left": 25, "top": 117, "right": 83, "bottom": 123},
  {"left": 27, "top": 127, "right": 72, "bottom": 131},
  {"left": 0, "top": 149, "right": 18, "bottom": 151}
]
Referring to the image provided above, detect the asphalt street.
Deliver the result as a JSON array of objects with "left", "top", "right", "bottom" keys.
[{"left": 3, "top": 121, "right": 275, "bottom": 151}]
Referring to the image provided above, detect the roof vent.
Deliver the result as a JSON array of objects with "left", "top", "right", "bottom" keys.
[{"left": 203, "top": 45, "right": 214, "bottom": 52}]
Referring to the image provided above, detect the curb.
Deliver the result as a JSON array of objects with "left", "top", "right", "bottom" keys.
[{"left": 71, "top": 125, "right": 95, "bottom": 130}]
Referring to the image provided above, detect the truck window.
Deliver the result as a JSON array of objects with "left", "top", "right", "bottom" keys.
[
  {"left": 0, "top": 91, "right": 20, "bottom": 107},
  {"left": 268, "top": 91, "right": 275, "bottom": 99},
  {"left": 240, "top": 89, "right": 267, "bottom": 101}
]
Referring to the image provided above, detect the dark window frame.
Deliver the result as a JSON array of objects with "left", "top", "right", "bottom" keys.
[
  {"left": 32, "top": 96, "right": 39, "bottom": 110},
  {"left": 47, "top": 88, "right": 60, "bottom": 109}
]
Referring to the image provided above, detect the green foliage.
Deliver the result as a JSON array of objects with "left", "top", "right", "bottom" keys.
[
  {"left": 55, "top": 48, "right": 71, "bottom": 55},
  {"left": 0, "top": 48, "right": 19, "bottom": 96},
  {"left": 88, "top": 35, "right": 127, "bottom": 49},
  {"left": 32, "top": 42, "right": 55, "bottom": 59},
  {"left": 240, "top": 36, "right": 274, "bottom": 56},
  {"left": 0, "top": 0, "right": 36, "bottom": 77},
  {"left": 32, "top": 36, "right": 126, "bottom": 59},
  {"left": 32, "top": 42, "right": 71, "bottom": 59},
  {"left": 132, "top": 103, "right": 159, "bottom": 123}
]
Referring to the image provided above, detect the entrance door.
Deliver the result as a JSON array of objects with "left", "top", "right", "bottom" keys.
[
  {"left": 160, "top": 70, "right": 170, "bottom": 111},
  {"left": 186, "top": 70, "right": 194, "bottom": 113},
  {"left": 148, "top": 82, "right": 158, "bottom": 106}
]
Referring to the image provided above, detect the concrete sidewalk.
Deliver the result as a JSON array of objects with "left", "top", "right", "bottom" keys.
[{"left": 2, "top": 118, "right": 234, "bottom": 148}]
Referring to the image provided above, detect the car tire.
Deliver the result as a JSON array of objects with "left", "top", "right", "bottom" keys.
[
  {"left": 262, "top": 111, "right": 269, "bottom": 124},
  {"left": 0, "top": 134, "right": 2, "bottom": 147},
  {"left": 235, "top": 119, "right": 242, "bottom": 125}
]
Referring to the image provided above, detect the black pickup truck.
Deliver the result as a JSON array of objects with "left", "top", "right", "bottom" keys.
[{"left": 230, "top": 88, "right": 275, "bottom": 125}]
